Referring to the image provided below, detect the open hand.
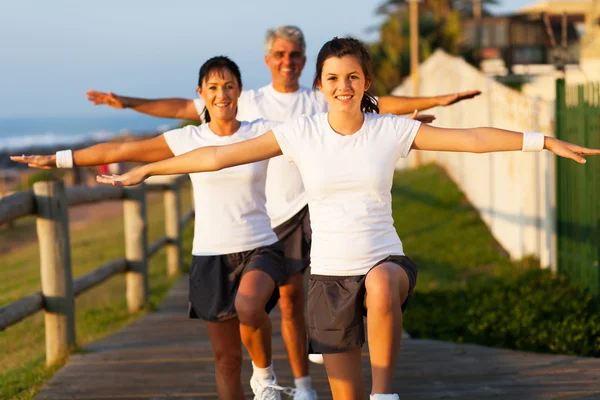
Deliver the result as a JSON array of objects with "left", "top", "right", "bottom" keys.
[
  {"left": 96, "top": 168, "right": 148, "bottom": 187},
  {"left": 10, "top": 154, "right": 56, "bottom": 169},
  {"left": 439, "top": 90, "right": 482, "bottom": 106},
  {"left": 86, "top": 90, "right": 126, "bottom": 109},
  {"left": 545, "top": 137, "right": 600, "bottom": 164}
]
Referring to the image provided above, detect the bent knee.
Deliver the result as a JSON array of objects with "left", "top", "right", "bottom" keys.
[
  {"left": 365, "top": 263, "right": 410, "bottom": 311},
  {"left": 234, "top": 295, "right": 266, "bottom": 327}
]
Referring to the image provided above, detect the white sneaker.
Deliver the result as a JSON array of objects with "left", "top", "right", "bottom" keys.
[
  {"left": 308, "top": 353, "right": 324, "bottom": 365},
  {"left": 370, "top": 394, "right": 400, "bottom": 400},
  {"left": 250, "top": 374, "right": 282, "bottom": 400},
  {"left": 293, "top": 387, "right": 318, "bottom": 400}
]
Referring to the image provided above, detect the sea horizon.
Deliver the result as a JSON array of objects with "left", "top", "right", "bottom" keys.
[{"left": 0, "top": 114, "right": 179, "bottom": 151}]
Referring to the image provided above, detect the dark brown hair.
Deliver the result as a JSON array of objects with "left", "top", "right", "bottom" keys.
[
  {"left": 197, "top": 56, "right": 242, "bottom": 122},
  {"left": 312, "top": 37, "right": 379, "bottom": 114}
]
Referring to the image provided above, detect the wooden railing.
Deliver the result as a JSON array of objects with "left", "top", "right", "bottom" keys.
[{"left": 0, "top": 175, "right": 193, "bottom": 366}]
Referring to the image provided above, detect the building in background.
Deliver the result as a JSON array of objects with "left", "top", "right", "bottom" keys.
[{"left": 462, "top": 0, "right": 599, "bottom": 100}]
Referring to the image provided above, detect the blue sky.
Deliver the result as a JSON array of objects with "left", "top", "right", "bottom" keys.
[{"left": 1, "top": 0, "right": 524, "bottom": 118}]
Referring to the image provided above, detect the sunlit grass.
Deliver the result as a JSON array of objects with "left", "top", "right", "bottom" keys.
[{"left": 0, "top": 184, "right": 193, "bottom": 399}]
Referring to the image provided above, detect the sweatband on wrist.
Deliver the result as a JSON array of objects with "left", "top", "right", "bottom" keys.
[
  {"left": 55, "top": 150, "right": 74, "bottom": 168},
  {"left": 522, "top": 131, "right": 545, "bottom": 152}
]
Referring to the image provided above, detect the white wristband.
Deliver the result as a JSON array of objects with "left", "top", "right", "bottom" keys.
[
  {"left": 522, "top": 132, "right": 545, "bottom": 152},
  {"left": 55, "top": 150, "right": 74, "bottom": 168}
]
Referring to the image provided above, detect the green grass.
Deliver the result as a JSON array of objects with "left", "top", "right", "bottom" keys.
[
  {"left": 391, "top": 163, "right": 519, "bottom": 293},
  {"left": 0, "top": 184, "right": 194, "bottom": 400}
]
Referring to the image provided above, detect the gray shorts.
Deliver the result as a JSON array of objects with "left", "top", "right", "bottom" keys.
[
  {"left": 188, "top": 241, "right": 286, "bottom": 322},
  {"left": 307, "top": 255, "right": 418, "bottom": 354},
  {"left": 273, "top": 205, "right": 312, "bottom": 278}
]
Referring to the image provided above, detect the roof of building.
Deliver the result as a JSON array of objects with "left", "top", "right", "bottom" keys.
[{"left": 518, "top": 0, "right": 596, "bottom": 15}]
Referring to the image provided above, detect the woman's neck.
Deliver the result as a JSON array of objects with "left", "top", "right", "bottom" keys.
[
  {"left": 327, "top": 109, "right": 364, "bottom": 136},
  {"left": 208, "top": 119, "right": 241, "bottom": 137}
]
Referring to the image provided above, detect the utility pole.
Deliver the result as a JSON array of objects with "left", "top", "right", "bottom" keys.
[
  {"left": 408, "top": 0, "right": 421, "bottom": 97},
  {"left": 407, "top": 0, "right": 421, "bottom": 168}
]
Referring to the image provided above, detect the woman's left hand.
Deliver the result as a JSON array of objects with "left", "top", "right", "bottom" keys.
[
  {"left": 96, "top": 167, "right": 148, "bottom": 187},
  {"left": 545, "top": 137, "right": 600, "bottom": 164}
]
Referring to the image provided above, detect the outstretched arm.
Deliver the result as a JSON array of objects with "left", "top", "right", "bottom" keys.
[
  {"left": 96, "top": 131, "right": 282, "bottom": 186},
  {"left": 412, "top": 124, "right": 600, "bottom": 164},
  {"left": 86, "top": 90, "right": 200, "bottom": 120},
  {"left": 378, "top": 90, "right": 481, "bottom": 115},
  {"left": 11, "top": 135, "right": 174, "bottom": 168}
]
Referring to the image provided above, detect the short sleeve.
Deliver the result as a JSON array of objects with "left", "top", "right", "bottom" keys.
[
  {"left": 163, "top": 126, "right": 195, "bottom": 156},
  {"left": 313, "top": 91, "right": 329, "bottom": 113},
  {"left": 252, "top": 119, "right": 281, "bottom": 134},
  {"left": 192, "top": 98, "right": 205, "bottom": 119},
  {"left": 271, "top": 116, "right": 309, "bottom": 163},
  {"left": 389, "top": 115, "right": 421, "bottom": 158}
]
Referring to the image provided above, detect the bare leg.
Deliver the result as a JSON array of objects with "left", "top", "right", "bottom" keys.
[
  {"left": 323, "top": 348, "right": 365, "bottom": 399},
  {"left": 278, "top": 272, "right": 309, "bottom": 378},
  {"left": 206, "top": 319, "right": 245, "bottom": 400},
  {"left": 235, "top": 269, "right": 276, "bottom": 368},
  {"left": 365, "top": 262, "right": 410, "bottom": 395}
]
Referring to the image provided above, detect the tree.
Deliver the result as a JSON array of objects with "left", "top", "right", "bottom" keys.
[{"left": 369, "top": 0, "right": 497, "bottom": 95}]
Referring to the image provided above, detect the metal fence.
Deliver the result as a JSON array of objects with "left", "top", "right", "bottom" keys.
[{"left": 555, "top": 79, "right": 600, "bottom": 295}]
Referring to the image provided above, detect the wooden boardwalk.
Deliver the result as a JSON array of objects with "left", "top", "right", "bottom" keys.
[{"left": 35, "top": 277, "right": 600, "bottom": 400}]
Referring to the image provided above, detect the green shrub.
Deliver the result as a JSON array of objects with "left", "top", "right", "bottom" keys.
[{"left": 405, "top": 269, "right": 600, "bottom": 356}]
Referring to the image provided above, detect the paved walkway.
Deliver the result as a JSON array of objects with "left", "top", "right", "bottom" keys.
[{"left": 35, "top": 277, "right": 600, "bottom": 399}]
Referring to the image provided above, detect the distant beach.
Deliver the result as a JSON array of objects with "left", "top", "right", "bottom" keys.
[{"left": 0, "top": 114, "right": 178, "bottom": 169}]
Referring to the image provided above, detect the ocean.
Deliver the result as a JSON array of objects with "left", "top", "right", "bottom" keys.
[{"left": 0, "top": 114, "right": 178, "bottom": 151}]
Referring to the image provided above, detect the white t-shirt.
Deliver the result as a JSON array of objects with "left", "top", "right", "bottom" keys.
[
  {"left": 272, "top": 112, "right": 421, "bottom": 276},
  {"left": 194, "top": 84, "right": 328, "bottom": 228},
  {"left": 163, "top": 120, "right": 279, "bottom": 255}
]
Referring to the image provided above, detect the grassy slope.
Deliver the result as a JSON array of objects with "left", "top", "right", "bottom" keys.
[{"left": 391, "top": 164, "right": 516, "bottom": 293}]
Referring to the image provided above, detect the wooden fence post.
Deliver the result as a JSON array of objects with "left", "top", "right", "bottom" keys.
[
  {"left": 164, "top": 181, "right": 182, "bottom": 276},
  {"left": 123, "top": 184, "right": 148, "bottom": 312},
  {"left": 33, "top": 180, "right": 75, "bottom": 366}
]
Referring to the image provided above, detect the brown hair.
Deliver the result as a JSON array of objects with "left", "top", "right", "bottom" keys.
[
  {"left": 197, "top": 56, "right": 242, "bottom": 122},
  {"left": 312, "top": 37, "right": 379, "bottom": 114}
]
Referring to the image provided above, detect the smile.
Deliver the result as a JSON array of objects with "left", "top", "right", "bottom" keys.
[{"left": 335, "top": 95, "right": 353, "bottom": 100}]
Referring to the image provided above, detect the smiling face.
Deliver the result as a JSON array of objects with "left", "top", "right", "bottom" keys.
[
  {"left": 197, "top": 68, "right": 241, "bottom": 123},
  {"left": 317, "top": 55, "right": 370, "bottom": 114},
  {"left": 264, "top": 37, "right": 306, "bottom": 91}
]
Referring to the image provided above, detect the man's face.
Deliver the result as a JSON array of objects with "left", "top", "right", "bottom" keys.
[{"left": 264, "top": 37, "right": 306, "bottom": 88}]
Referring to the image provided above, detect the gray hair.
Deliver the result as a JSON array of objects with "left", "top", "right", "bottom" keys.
[{"left": 264, "top": 25, "right": 306, "bottom": 56}]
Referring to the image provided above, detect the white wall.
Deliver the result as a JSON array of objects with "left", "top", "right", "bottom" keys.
[{"left": 393, "top": 50, "right": 557, "bottom": 269}]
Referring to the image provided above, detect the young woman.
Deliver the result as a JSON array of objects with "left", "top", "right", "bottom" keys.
[
  {"left": 91, "top": 38, "right": 599, "bottom": 400},
  {"left": 12, "top": 57, "right": 299, "bottom": 400}
]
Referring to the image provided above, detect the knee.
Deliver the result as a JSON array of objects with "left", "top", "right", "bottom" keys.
[
  {"left": 365, "top": 266, "right": 404, "bottom": 314},
  {"left": 234, "top": 295, "right": 265, "bottom": 328},
  {"left": 213, "top": 348, "right": 242, "bottom": 378},
  {"left": 278, "top": 278, "right": 304, "bottom": 320}
]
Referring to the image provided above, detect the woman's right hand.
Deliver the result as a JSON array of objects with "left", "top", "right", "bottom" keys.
[
  {"left": 86, "top": 90, "right": 126, "bottom": 109},
  {"left": 96, "top": 167, "right": 148, "bottom": 187},
  {"left": 10, "top": 154, "right": 56, "bottom": 169}
]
